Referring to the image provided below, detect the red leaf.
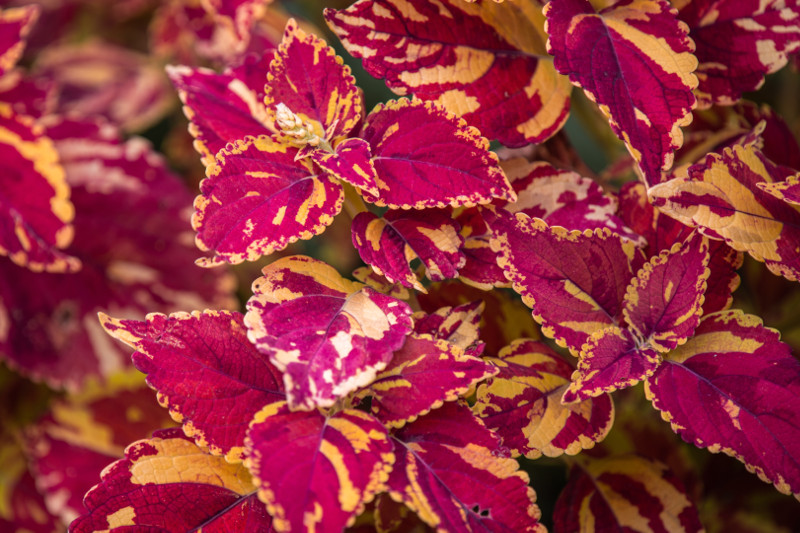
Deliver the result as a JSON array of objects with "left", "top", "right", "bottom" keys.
[
  {"left": 488, "top": 209, "right": 644, "bottom": 355},
  {"left": 351, "top": 208, "right": 465, "bottom": 291},
  {"left": 245, "top": 403, "right": 393, "bottom": 533},
  {"left": 388, "top": 402, "right": 545, "bottom": 532},
  {"left": 554, "top": 455, "right": 702, "bottom": 533},
  {"left": 100, "top": 310, "right": 284, "bottom": 463},
  {"left": 72, "top": 429, "right": 273, "bottom": 533},
  {"left": 325, "top": 0, "right": 571, "bottom": 147},
  {"left": 475, "top": 339, "right": 614, "bottom": 459},
  {"left": 192, "top": 135, "right": 344, "bottom": 266},
  {"left": 359, "top": 99, "right": 515, "bottom": 209},
  {"left": 646, "top": 310, "right": 800, "bottom": 498},
  {"left": 545, "top": 0, "right": 698, "bottom": 184},
  {"left": 245, "top": 255, "right": 413, "bottom": 410}
]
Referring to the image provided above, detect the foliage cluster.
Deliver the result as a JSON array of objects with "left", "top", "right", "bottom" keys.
[{"left": 1, "top": 0, "right": 800, "bottom": 532}]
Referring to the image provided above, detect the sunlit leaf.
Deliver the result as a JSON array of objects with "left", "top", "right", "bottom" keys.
[
  {"left": 245, "top": 255, "right": 413, "bottom": 410},
  {"left": 325, "top": 0, "right": 571, "bottom": 147},
  {"left": 192, "top": 135, "right": 344, "bottom": 266},
  {"left": 648, "top": 127, "right": 800, "bottom": 281},
  {"left": 359, "top": 99, "right": 515, "bottom": 209}
]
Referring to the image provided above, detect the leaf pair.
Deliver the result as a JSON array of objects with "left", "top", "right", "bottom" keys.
[{"left": 174, "top": 20, "right": 515, "bottom": 269}]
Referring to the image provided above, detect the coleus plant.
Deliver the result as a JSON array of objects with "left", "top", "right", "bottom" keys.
[{"left": 1, "top": 0, "right": 800, "bottom": 531}]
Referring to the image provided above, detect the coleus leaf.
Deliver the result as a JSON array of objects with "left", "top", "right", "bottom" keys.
[
  {"left": 35, "top": 41, "right": 173, "bottom": 132},
  {"left": 678, "top": 0, "right": 800, "bottom": 108},
  {"left": 359, "top": 98, "right": 516, "bottom": 209},
  {"left": 648, "top": 127, "right": 800, "bottom": 281},
  {"left": 419, "top": 281, "right": 541, "bottom": 357},
  {"left": 617, "top": 181, "right": 742, "bottom": 315},
  {"left": 245, "top": 255, "right": 413, "bottom": 410},
  {"left": 352, "top": 266, "right": 410, "bottom": 300},
  {"left": 71, "top": 428, "right": 273, "bottom": 533},
  {"left": 0, "top": 104, "right": 78, "bottom": 273},
  {"left": 310, "top": 138, "right": 378, "bottom": 196},
  {"left": 325, "top": 0, "right": 571, "bottom": 147},
  {"left": 412, "top": 300, "right": 483, "bottom": 353},
  {"left": 544, "top": 0, "right": 698, "bottom": 185},
  {"left": 456, "top": 207, "right": 510, "bottom": 290},
  {"left": 646, "top": 310, "right": 800, "bottom": 498},
  {"left": 759, "top": 174, "right": 800, "bottom": 206},
  {"left": 563, "top": 326, "right": 661, "bottom": 403},
  {"left": 167, "top": 54, "right": 274, "bottom": 168},
  {"left": 265, "top": 19, "right": 363, "bottom": 146},
  {"left": 192, "top": 135, "right": 344, "bottom": 266},
  {"left": 554, "top": 455, "right": 703, "bottom": 533},
  {"left": 99, "top": 310, "right": 285, "bottom": 463},
  {"left": 244, "top": 402, "right": 393, "bottom": 533},
  {"left": 358, "top": 334, "right": 496, "bottom": 428},
  {"left": 23, "top": 372, "right": 175, "bottom": 525},
  {"left": 623, "top": 231, "right": 711, "bottom": 352},
  {"left": 374, "top": 494, "right": 431, "bottom": 533},
  {"left": 502, "top": 159, "right": 643, "bottom": 245},
  {"left": 0, "top": 5, "right": 39, "bottom": 77},
  {"left": 388, "top": 402, "right": 545, "bottom": 532},
  {"left": 351, "top": 208, "right": 465, "bottom": 292},
  {"left": 0, "top": 116, "right": 234, "bottom": 388},
  {"left": 474, "top": 339, "right": 614, "bottom": 459},
  {"left": 488, "top": 209, "right": 644, "bottom": 355},
  {"left": 0, "top": 433, "right": 60, "bottom": 533}
]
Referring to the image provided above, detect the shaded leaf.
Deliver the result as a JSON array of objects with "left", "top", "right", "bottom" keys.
[
  {"left": 71, "top": 428, "right": 272, "bottom": 532},
  {"left": 456, "top": 207, "right": 510, "bottom": 290},
  {"left": 554, "top": 455, "right": 702, "bottom": 533},
  {"left": 245, "top": 255, "right": 413, "bottom": 410},
  {"left": 24, "top": 372, "right": 175, "bottom": 525},
  {"left": 502, "top": 159, "right": 643, "bottom": 244},
  {"left": 35, "top": 41, "right": 173, "bottom": 131},
  {"left": 245, "top": 403, "right": 393, "bottom": 533},
  {"left": 678, "top": 0, "right": 800, "bottom": 107},
  {"left": 474, "top": 339, "right": 614, "bottom": 459},
  {"left": 0, "top": 116, "right": 234, "bottom": 388},
  {"left": 623, "top": 231, "right": 711, "bottom": 352},
  {"left": 193, "top": 135, "right": 344, "bottom": 266},
  {"left": 545, "top": 0, "right": 698, "bottom": 184},
  {"left": 488, "top": 209, "right": 644, "bottom": 355},
  {"left": 618, "top": 181, "right": 742, "bottom": 315},
  {"left": 352, "top": 208, "right": 464, "bottom": 291},
  {"left": 360, "top": 334, "right": 496, "bottom": 428},
  {"left": 325, "top": 0, "right": 570, "bottom": 147},
  {"left": 388, "top": 402, "right": 545, "bottom": 532},
  {"left": 99, "top": 310, "right": 284, "bottom": 463},
  {"left": 359, "top": 98, "right": 515, "bottom": 209},
  {"left": 412, "top": 300, "right": 483, "bottom": 353},
  {"left": 0, "top": 5, "right": 38, "bottom": 77},
  {"left": 0, "top": 104, "right": 77, "bottom": 273},
  {"left": 646, "top": 310, "right": 800, "bottom": 498}
]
